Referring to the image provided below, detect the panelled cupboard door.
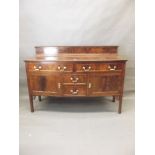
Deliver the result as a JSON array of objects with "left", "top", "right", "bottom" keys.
[
  {"left": 88, "top": 73, "right": 122, "bottom": 96},
  {"left": 29, "top": 73, "right": 61, "bottom": 96}
]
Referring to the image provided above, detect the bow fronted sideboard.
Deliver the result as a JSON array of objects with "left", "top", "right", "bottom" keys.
[{"left": 25, "top": 46, "right": 127, "bottom": 113}]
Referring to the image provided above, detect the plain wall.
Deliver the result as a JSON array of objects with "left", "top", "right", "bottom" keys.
[{"left": 20, "top": 0, "right": 135, "bottom": 91}]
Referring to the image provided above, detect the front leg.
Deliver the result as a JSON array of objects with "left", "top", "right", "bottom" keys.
[
  {"left": 38, "top": 96, "right": 41, "bottom": 101},
  {"left": 112, "top": 96, "right": 115, "bottom": 102},
  {"left": 118, "top": 95, "right": 123, "bottom": 114},
  {"left": 29, "top": 95, "right": 34, "bottom": 112}
]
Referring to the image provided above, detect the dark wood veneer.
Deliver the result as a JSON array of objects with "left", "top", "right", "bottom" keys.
[{"left": 25, "top": 46, "right": 127, "bottom": 113}]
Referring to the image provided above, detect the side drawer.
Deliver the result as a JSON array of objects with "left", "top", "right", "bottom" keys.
[
  {"left": 75, "top": 62, "right": 124, "bottom": 72},
  {"left": 27, "top": 62, "right": 73, "bottom": 72}
]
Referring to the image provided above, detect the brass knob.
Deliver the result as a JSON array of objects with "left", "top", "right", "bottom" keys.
[
  {"left": 108, "top": 65, "right": 117, "bottom": 71},
  {"left": 70, "top": 89, "right": 79, "bottom": 95},
  {"left": 70, "top": 77, "right": 79, "bottom": 83},
  {"left": 82, "top": 66, "right": 91, "bottom": 71}
]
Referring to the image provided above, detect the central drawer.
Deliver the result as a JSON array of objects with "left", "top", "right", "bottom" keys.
[
  {"left": 63, "top": 73, "right": 87, "bottom": 85},
  {"left": 63, "top": 85, "right": 87, "bottom": 96}
]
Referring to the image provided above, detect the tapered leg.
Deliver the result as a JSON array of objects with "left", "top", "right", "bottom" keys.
[
  {"left": 29, "top": 95, "right": 34, "bottom": 112},
  {"left": 38, "top": 96, "right": 41, "bottom": 101},
  {"left": 118, "top": 95, "right": 123, "bottom": 114},
  {"left": 112, "top": 96, "right": 115, "bottom": 102}
]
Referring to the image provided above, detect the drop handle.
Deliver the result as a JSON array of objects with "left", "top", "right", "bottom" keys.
[
  {"left": 57, "top": 66, "right": 67, "bottom": 71},
  {"left": 63, "top": 66, "right": 67, "bottom": 70},
  {"left": 70, "top": 77, "right": 79, "bottom": 83},
  {"left": 70, "top": 89, "right": 79, "bottom": 95},
  {"left": 57, "top": 66, "right": 61, "bottom": 70},
  {"left": 82, "top": 66, "right": 91, "bottom": 71},
  {"left": 34, "top": 65, "right": 42, "bottom": 70},
  {"left": 108, "top": 65, "right": 117, "bottom": 71}
]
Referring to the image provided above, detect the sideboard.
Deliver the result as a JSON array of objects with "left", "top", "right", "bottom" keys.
[{"left": 25, "top": 46, "right": 127, "bottom": 113}]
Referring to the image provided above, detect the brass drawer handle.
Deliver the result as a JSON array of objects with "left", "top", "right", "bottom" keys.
[
  {"left": 57, "top": 66, "right": 67, "bottom": 71},
  {"left": 57, "top": 66, "right": 61, "bottom": 70},
  {"left": 34, "top": 65, "right": 42, "bottom": 70},
  {"left": 70, "top": 77, "right": 79, "bottom": 83},
  {"left": 63, "top": 66, "right": 67, "bottom": 70},
  {"left": 70, "top": 89, "right": 79, "bottom": 95},
  {"left": 108, "top": 65, "right": 117, "bottom": 71},
  {"left": 82, "top": 66, "right": 91, "bottom": 71}
]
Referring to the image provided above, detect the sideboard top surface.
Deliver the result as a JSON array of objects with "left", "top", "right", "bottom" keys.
[{"left": 25, "top": 53, "right": 127, "bottom": 62}]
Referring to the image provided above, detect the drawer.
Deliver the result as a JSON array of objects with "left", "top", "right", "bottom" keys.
[
  {"left": 27, "top": 62, "right": 73, "bottom": 72},
  {"left": 63, "top": 85, "right": 87, "bottom": 96},
  {"left": 75, "top": 62, "right": 123, "bottom": 72},
  {"left": 63, "top": 74, "right": 87, "bottom": 84}
]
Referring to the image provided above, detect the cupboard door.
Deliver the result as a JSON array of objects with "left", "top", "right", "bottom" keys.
[
  {"left": 88, "top": 73, "right": 122, "bottom": 96},
  {"left": 30, "top": 73, "right": 61, "bottom": 96}
]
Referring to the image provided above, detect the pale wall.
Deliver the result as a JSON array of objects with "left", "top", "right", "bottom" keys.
[{"left": 20, "top": 0, "right": 135, "bottom": 91}]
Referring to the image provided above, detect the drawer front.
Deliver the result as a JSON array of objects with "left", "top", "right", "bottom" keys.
[
  {"left": 75, "top": 62, "right": 124, "bottom": 72},
  {"left": 63, "top": 85, "right": 87, "bottom": 96},
  {"left": 63, "top": 74, "right": 87, "bottom": 85},
  {"left": 27, "top": 62, "right": 73, "bottom": 72}
]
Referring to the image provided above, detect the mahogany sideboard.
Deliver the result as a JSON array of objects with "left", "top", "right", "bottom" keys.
[{"left": 25, "top": 46, "right": 127, "bottom": 113}]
